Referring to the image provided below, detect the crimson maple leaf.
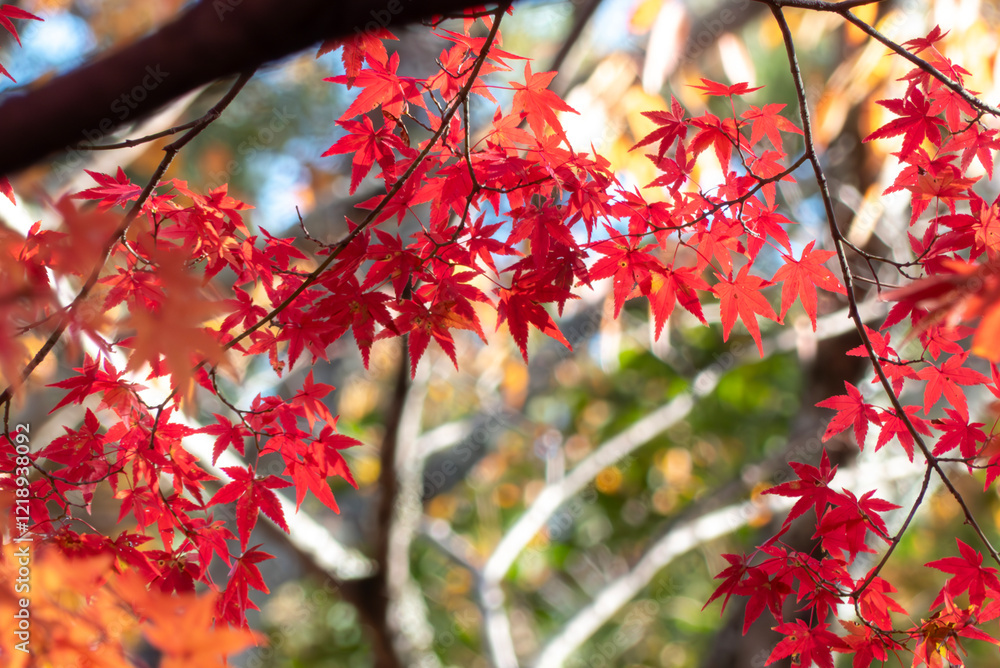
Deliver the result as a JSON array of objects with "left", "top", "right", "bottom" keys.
[
  {"left": 874, "top": 405, "right": 931, "bottom": 461},
  {"left": 863, "top": 88, "right": 945, "bottom": 156},
  {"left": 509, "top": 62, "right": 577, "bottom": 143},
  {"left": 588, "top": 227, "right": 661, "bottom": 317},
  {"left": 647, "top": 265, "right": 708, "bottom": 339},
  {"left": 326, "top": 51, "right": 422, "bottom": 120},
  {"left": 743, "top": 199, "right": 793, "bottom": 260},
  {"left": 836, "top": 619, "right": 902, "bottom": 668},
  {"left": 703, "top": 552, "right": 751, "bottom": 614},
  {"left": 219, "top": 546, "right": 274, "bottom": 626},
  {"left": 740, "top": 565, "right": 793, "bottom": 634},
  {"left": 289, "top": 370, "right": 335, "bottom": 431},
  {"left": 903, "top": 25, "right": 949, "bottom": 54},
  {"left": 690, "top": 78, "right": 763, "bottom": 97},
  {"left": 931, "top": 409, "right": 987, "bottom": 461},
  {"left": 912, "top": 591, "right": 1000, "bottom": 668},
  {"left": 200, "top": 413, "right": 250, "bottom": 464},
  {"left": 317, "top": 28, "right": 398, "bottom": 87},
  {"left": 846, "top": 326, "right": 917, "bottom": 395},
  {"left": 629, "top": 96, "right": 688, "bottom": 161},
  {"left": 927, "top": 538, "right": 1000, "bottom": 607},
  {"left": 712, "top": 264, "right": 777, "bottom": 356},
  {"left": 917, "top": 352, "right": 988, "bottom": 420},
  {"left": 496, "top": 271, "right": 573, "bottom": 362},
  {"left": 689, "top": 114, "right": 751, "bottom": 170},
  {"left": 741, "top": 103, "right": 802, "bottom": 152},
  {"left": 323, "top": 115, "right": 412, "bottom": 194},
  {"left": 767, "top": 619, "right": 846, "bottom": 668},
  {"left": 855, "top": 575, "right": 907, "bottom": 630},
  {"left": 772, "top": 241, "right": 845, "bottom": 329},
  {"left": 815, "top": 489, "right": 899, "bottom": 560},
  {"left": 208, "top": 466, "right": 293, "bottom": 550},
  {"left": 944, "top": 122, "right": 1000, "bottom": 178},
  {"left": 816, "top": 382, "right": 879, "bottom": 446},
  {"left": 762, "top": 450, "right": 839, "bottom": 528},
  {"left": 281, "top": 425, "right": 358, "bottom": 513},
  {"left": 71, "top": 167, "right": 142, "bottom": 211},
  {"left": 0, "top": 5, "right": 41, "bottom": 46},
  {"left": 0, "top": 5, "right": 41, "bottom": 81}
]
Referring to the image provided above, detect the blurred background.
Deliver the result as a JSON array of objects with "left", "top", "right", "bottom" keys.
[{"left": 7, "top": 0, "right": 1000, "bottom": 666}]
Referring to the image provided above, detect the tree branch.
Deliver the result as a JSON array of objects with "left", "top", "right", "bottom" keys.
[
  {"left": 0, "top": 0, "right": 494, "bottom": 177},
  {"left": 765, "top": 1, "right": 1000, "bottom": 568}
]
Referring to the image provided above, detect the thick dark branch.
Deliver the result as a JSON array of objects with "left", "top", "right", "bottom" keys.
[{"left": 0, "top": 0, "right": 488, "bottom": 177}]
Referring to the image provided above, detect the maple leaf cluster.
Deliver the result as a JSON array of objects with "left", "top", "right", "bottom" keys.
[
  {"left": 702, "top": 23, "right": 1000, "bottom": 668},
  {"left": 0, "top": 5, "right": 890, "bottom": 662},
  {"left": 3, "top": 4, "right": 1000, "bottom": 666}
]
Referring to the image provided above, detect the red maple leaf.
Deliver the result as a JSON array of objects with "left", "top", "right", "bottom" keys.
[
  {"left": 743, "top": 199, "right": 793, "bottom": 260},
  {"left": 903, "top": 25, "right": 949, "bottom": 54},
  {"left": 496, "top": 286, "right": 572, "bottom": 362},
  {"left": 0, "top": 176, "right": 13, "bottom": 204},
  {"left": 846, "top": 326, "right": 918, "bottom": 395},
  {"left": 926, "top": 538, "right": 1000, "bottom": 607},
  {"left": 874, "top": 405, "right": 931, "bottom": 461},
  {"left": 704, "top": 552, "right": 751, "bottom": 614},
  {"left": 912, "top": 591, "right": 1000, "bottom": 668},
  {"left": 772, "top": 241, "right": 845, "bottom": 329},
  {"left": 741, "top": 103, "right": 802, "bottom": 152},
  {"left": 0, "top": 5, "right": 41, "bottom": 46},
  {"left": 740, "top": 565, "right": 793, "bottom": 634},
  {"left": 290, "top": 370, "right": 335, "bottom": 431},
  {"left": 630, "top": 96, "right": 688, "bottom": 161},
  {"left": 323, "top": 115, "right": 411, "bottom": 194},
  {"left": 712, "top": 264, "right": 777, "bottom": 356},
  {"left": 317, "top": 28, "right": 398, "bottom": 87},
  {"left": 200, "top": 413, "right": 250, "bottom": 464},
  {"left": 282, "top": 426, "right": 358, "bottom": 513},
  {"left": 588, "top": 227, "right": 661, "bottom": 317},
  {"left": 863, "top": 88, "right": 946, "bottom": 156},
  {"left": 326, "top": 51, "right": 422, "bottom": 120},
  {"left": 647, "top": 265, "right": 709, "bottom": 339},
  {"left": 71, "top": 168, "right": 142, "bottom": 211},
  {"left": 219, "top": 545, "right": 275, "bottom": 626},
  {"left": 917, "top": 352, "right": 988, "bottom": 420},
  {"left": 689, "top": 114, "right": 751, "bottom": 170},
  {"left": 767, "top": 620, "right": 846, "bottom": 668},
  {"left": 690, "top": 78, "right": 763, "bottom": 98},
  {"left": 208, "top": 466, "right": 293, "bottom": 550},
  {"left": 932, "top": 408, "right": 987, "bottom": 463},
  {"left": 509, "top": 62, "right": 577, "bottom": 143},
  {"left": 762, "top": 450, "right": 839, "bottom": 528},
  {"left": 816, "top": 382, "right": 879, "bottom": 446},
  {"left": 836, "top": 619, "right": 902, "bottom": 668},
  {"left": 0, "top": 5, "right": 41, "bottom": 81},
  {"left": 855, "top": 575, "right": 907, "bottom": 630},
  {"left": 815, "top": 489, "right": 899, "bottom": 560}
]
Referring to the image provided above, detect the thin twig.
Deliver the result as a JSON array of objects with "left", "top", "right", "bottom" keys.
[
  {"left": 765, "top": 3, "right": 1000, "bottom": 569},
  {"left": 0, "top": 69, "right": 256, "bottom": 408}
]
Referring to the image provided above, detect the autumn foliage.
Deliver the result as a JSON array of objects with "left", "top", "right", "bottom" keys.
[{"left": 5, "top": 1, "right": 1000, "bottom": 667}]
